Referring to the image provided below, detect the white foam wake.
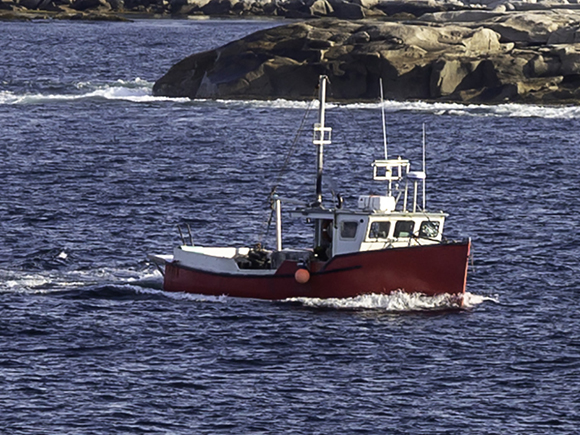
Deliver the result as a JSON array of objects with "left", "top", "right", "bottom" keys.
[
  {"left": 284, "top": 291, "right": 496, "bottom": 311},
  {"left": 134, "top": 286, "right": 230, "bottom": 303},
  {"left": 0, "top": 265, "right": 162, "bottom": 294}
]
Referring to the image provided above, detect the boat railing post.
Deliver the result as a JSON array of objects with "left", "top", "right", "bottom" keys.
[
  {"left": 403, "top": 180, "right": 408, "bottom": 212},
  {"left": 177, "top": 225, "right": 185, "bottom": 245},
  {"left": 275, "top": 196, "right": 282, "bottom": 251},
  {"left": 413, "top": 180, "right": 418, "bottom": 213},
  {"left": 186, "top": 224, "right": 194, "bottom": 246}
]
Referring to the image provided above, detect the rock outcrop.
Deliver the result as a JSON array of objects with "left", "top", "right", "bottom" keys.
[
  {"left": 5, "top": 0, "right": 580, "bottom": 22},
  {"left": 153, "top": 11, "right": 580, "bottom": 104},
  {"left": 0, "top": 0, "right": 461, "bottom": 19}
]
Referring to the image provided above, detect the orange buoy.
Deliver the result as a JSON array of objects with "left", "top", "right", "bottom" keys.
[{"left": 294, "top": 267, "right": 310, "bottom": 284}]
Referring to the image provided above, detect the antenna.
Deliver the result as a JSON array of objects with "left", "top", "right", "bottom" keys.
[
  {"left": 379, "top": 77, "right": 389, "bottom": 160},
  {"left": 380, "top": 78, "right": 388, "bottom": 159}
]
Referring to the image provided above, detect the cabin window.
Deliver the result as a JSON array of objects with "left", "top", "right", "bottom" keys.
[
  {"left": 340, "top": 221, "right": 358, "bottom": 239},
  {"left": 394, "top": 220, "right": 415, "bottom": 238},
  {"left": 419, "top": 221, "right": 440, "bottom": 238},
  {"left": 368, "top": 221, "right": 391, "bottom": 239}
]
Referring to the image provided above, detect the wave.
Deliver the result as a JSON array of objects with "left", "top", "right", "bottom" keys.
[
  {"left": 2, "top": 79, "right": 579, "bottom": 118},
  {"left": 283, "top": 291, "right": 497, "bottom": 312},
  {"left": 0, "top": 78, "right": 189, "bottom": 105},
  {"left": 221, "top": 98, "right": 580, "bottom": 119}
]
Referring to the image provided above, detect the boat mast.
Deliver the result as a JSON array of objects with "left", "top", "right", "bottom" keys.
[
  {"left": 313, "top": 75, "right": 331, "bottom": 206},
  {"left": 422, "top": 122, "right": 427, "bottom": 211},
  {"left": 312, "top": 76, "right": 333, "bottom": 257}
]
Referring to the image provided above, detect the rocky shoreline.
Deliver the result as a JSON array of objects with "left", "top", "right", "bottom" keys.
[
  {"left": 153, "top": 11, "right": 580, "bottom": 104},
  {"left": 0, "top": 0, "right": 454, "bottom": 21},
  {"left": 5, "top": 0, "right": 580, "bottom": 105},
  {"left": 3, "top": 0, "right": 580, "bottom": 21}
]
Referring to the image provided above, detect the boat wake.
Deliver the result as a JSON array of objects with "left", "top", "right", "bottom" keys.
[
  {"left": 0, "top": 266, "right": 496, "bottom": 310},
  {"left": 0, "top": 266, "right": 162, "bottom": 295},
  {"left": 0, "top": 266, "right": 229, "bottom": 303},
  {"left": 283, "top": 291, "right": 497, "bottom": 312}
]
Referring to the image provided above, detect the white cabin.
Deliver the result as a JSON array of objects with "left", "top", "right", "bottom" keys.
[{"left": 290, "top": 202, "right": 446, "bottom": 259}]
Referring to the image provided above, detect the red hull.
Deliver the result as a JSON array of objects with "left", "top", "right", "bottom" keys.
[{"left": 163, "top": 240, "right": 470, "bottom": 300}]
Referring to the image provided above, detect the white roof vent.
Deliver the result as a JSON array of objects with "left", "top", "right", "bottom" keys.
[{"left": 358, "top": 195, "right": 396, "bottom": 212}]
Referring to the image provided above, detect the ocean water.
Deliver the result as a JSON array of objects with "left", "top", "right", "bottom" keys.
[{"left": 1, "top": 18, "right": 579, "bottom": 434}]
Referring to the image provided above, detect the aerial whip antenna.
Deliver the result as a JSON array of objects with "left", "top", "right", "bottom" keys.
[{"left": 380, "top": 78, "right": 388, "bottom": 159}]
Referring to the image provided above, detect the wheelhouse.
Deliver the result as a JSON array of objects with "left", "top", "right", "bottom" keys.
[{"left": 290, "top": 208, "right": 447, "bottom": 258}]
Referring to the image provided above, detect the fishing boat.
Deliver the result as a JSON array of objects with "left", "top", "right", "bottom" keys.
[{"left": 148, "top": 76, "right": 470, "bottom": 301}]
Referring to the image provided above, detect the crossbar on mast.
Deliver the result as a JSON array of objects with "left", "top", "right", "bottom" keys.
[{"left": 313, "top": 76, "right": 331, "bottom": 205}]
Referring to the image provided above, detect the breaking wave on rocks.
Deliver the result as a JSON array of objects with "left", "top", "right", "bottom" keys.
[
  {"left": 377, "top": 100, "right": 580, "bottom": 119},
  {"left": 2, "top": 78, "right": 578, "bottom": 119},
  {"left": 0, "top": 78, "right": 188, "bottom": 104},
  {"left": 215, "top": 98, "right": 580, "bottom": 119}
]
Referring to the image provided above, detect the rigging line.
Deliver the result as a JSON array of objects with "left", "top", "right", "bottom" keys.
[
  {"left": 257, "top": 96, "right": 316, "bottom": 246},
  {"left": 318, "top": 80, "right": 343, "bottom": 184},
  {"left": 270, "top": 98, "right": 315, "bottom": 194},
  {"left": 339, "top": 101, "right": 381, "bottom": 171}
]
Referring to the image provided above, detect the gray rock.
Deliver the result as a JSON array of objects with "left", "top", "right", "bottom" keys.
[
  {"left": 418, "top": 10, "right": 507, "bottom": 22},
  {"left": 17, "top": 0, "right": 43, "bottom": 8},
  {"left": 310, "top": 0, "right": 333, "bottom": 16},
  {"left": 485, "top": 10, "right": 580, "bottom": 44},
  {"left": 332, "top": 1, "right": 365, "bottom": 19},
  {"left": 547, "top": 24, "right": 580, "bottom": 43},
  {"left": 374, "top": 1, "right": 452, "bottom": 17},
  {"left": 153, "top": 14, "right": 580, "bottom": 104},
  {"left": 106, "top": 0, "right": 122, "bottom": 9},
  {"left": 556, "top": 45, "right": 580, "bottom": 75},
  {"left": 430, "top": 58, "right": 499, "bottom": 98},
  {"left": 71, "top": 0, "right": 104, "bottom": 10},
  {"left": 525, "top": 52, "right": 562, "bottom": 76},
  {"left": 353, "top": 0, "right": 379, "bottom": 8},
  {"left": 201, "top": 0, "right": 239, "bottom": 15}
]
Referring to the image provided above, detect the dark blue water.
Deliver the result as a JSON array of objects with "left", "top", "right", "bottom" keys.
[{"left": 1, "top": 19, "right": 580, "bottom": 434}]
